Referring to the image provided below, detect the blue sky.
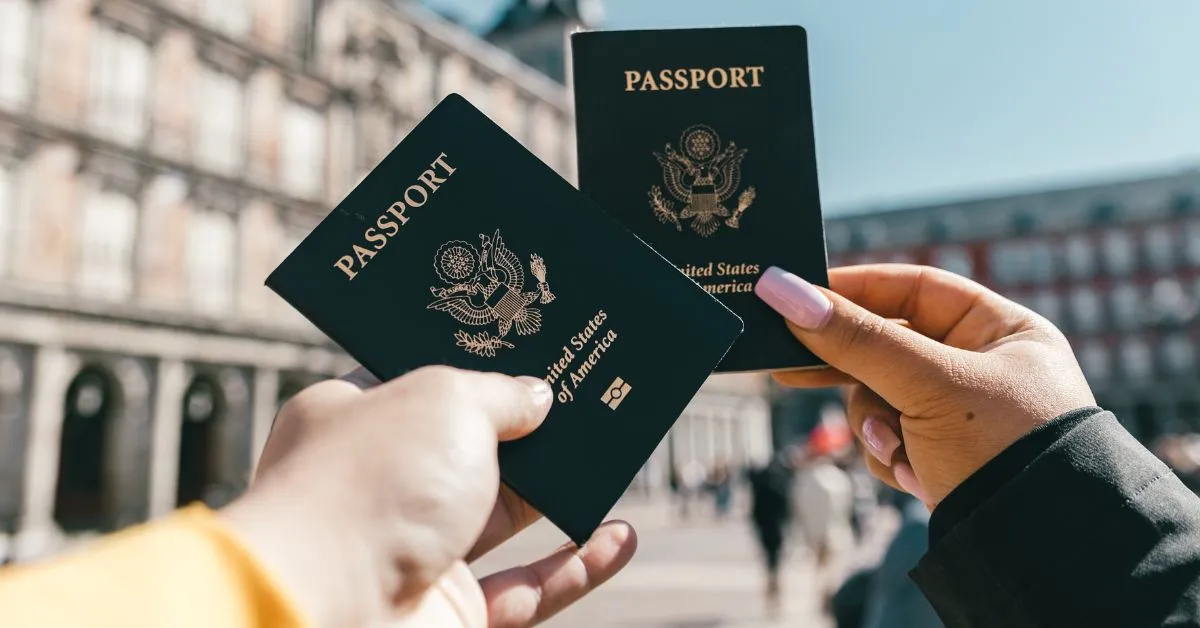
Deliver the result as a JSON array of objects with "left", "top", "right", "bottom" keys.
[{"left": 423, "top": 0, "right": 1200, "bottom": 215}]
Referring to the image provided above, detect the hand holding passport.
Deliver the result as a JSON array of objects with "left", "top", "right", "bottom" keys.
[{"left": 267, "top": 26, "right": 829, "bottom": 546}]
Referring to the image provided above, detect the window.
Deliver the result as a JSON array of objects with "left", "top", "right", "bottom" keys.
[
  {"left": 0, "top": 0, "right": 35, "bottom": 109},
  {"left": 1078, "top": 342, "right": 1110, "bottom": 382},
  {"left": 1185, "top": 220, "right": 1200, "bottom": 267},
  {"left": 1120, "top": 338, "right": 1153, "bottom": 382},
  {"left": 1109, "top": 282, "right": 1141, "bottom": 329},
  {"left": 931, "top": 246, "right": 969, "bottom": 277},
  {"left": 198, "top": 0, "right": 251, "bottom": 37},
  {"left": 280, "top": 103, "right": 326, "bottom": 199},
  {"left": 1162, "top": 334, "right": 1195, "bottom": 374},
  {"left": 1027, "top": 241, "right": 1056, "bottom": 283},
  {"left": 88, "top": 24, "right": 151, "bottom": 145},
  {"left": 76, "top": 187, "right": 138, "bottom": 300},
  {"left": 1069, "top": 286, "right": 1103, "bottom": 332},
  {"left": 1101, "top": 230, "right": 1136, "bottom": 277},
  {"left": 990, "top": 243, "right": 1032, "bottom": 285},
  {"left": 1143, "top": 224, "right": 1177, "bottom": 272},
  {"left": 186, "top": 209, "right": 237, "bottom": 315},
  {"left": 1030, "top": 291, "right": 1062, "bottom": 327},
  {"left": 1151, "top": 278, "right": 1189, "bottom": 323},
  {"left": 1064, "top": 235, "right": 1095, "bottom": 279},
  {"left": 194, "top": 67, "right": 245, "bottom": 174}
]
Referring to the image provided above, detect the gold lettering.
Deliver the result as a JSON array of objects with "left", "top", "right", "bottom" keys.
[
  {"left": 417, "top": 169, "right": 446, "bottom": 192},
  {"left": 332, "top": 152, "right": 458, "bottom": 280},
  {"left": 364, "top": 227, "right": 387, "bottom": 250},
  {"left": 404, "top": 185, "right": 429, "bottom": 207},
  {"left": 352, "top": 244, "right": 376, "bottom": 265},
  {"left": 376, "top": 215, "right": 400, "bottom": 237},
  {"left": 658, "top": 69, "right": 676, "bottom": 90},
  {"left": 432, "top": 153, "right": 456, "bottom": 175},
  {"left": 334, "top": 256, "right": 358, "bottom": 280},
  {"left": 747, "top": 65, "right": 765, "bottom": 87},
  {"left": 387, "top": 203, "right": 410, "bottom": 225},
  {"left": 624, "top": 67, "right": 763, "bottom": 92},
  {"left": 707, "top": 67, "right": 729, "bottom": 89},
  {"left": 731, "top": 67, "right": 748, "bottom": 88},
  {"left": 624, "top": 70, "right": 641, "bottom": 91}
]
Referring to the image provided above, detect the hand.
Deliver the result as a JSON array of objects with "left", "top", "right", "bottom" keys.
[
  {"left": 219, "top": 365, "right": 638, "bottom": 627},
  {"left": 755, "top": 264, "right": 1096, "bottom": 507}
]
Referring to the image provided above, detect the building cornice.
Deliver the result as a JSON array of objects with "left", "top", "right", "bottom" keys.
[
  {"left": 0, "top": 109, "right": 327, "bottom": 219},
  {"left": 0, "top": 288, "right": 340, "bottom": 360}
]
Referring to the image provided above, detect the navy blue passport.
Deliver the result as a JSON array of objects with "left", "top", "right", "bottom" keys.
[
  {"left": 265, "top": 94, "right": 742, "bottom": 544},
  {"left": 571, "top": 25, "right": 830, "bottom": 373}
]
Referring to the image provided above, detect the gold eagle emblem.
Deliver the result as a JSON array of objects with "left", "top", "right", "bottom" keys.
[
  {"left": 649, "top": 124, "right": 757, "bottom": 237},
  {"left": 427, "top": 229, "right": 555, "bottom": 357}
]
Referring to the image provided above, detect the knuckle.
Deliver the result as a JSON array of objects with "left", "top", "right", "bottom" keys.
[
  {"left": 408, "top": 365, "right": 471, "bottom": 398},
  {"left": 839, "top": 311, "right": 886, "bottom": 354}
]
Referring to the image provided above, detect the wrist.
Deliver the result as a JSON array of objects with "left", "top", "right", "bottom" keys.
[{"left": 218, "top": 480, "right": 388, "bottom": 627}]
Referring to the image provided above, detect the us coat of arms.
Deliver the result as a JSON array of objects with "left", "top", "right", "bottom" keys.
[
  {"left": 427, "top": 229, "right": 555, "bottom": 357},
  {"left": 649, "top": 124, "right": 757, "bottom": 237}
]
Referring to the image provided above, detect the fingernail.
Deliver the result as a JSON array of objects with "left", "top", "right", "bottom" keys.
[
  {"left": 893, "top": 461, "right": 931, "bottom": 504},
  {"left": 755, "top": 267, "right": 833, "bottom": 330},
  {"left": 517, "top": 376, "right": 553, "bottom": 408},
  {"left": 862, "top": 417, "right": 900, "bottom": 466}
]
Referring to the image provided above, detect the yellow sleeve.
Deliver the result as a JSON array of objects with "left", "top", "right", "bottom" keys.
[{"left": 0, "top": 504, "right": 310, "bottom": 628}]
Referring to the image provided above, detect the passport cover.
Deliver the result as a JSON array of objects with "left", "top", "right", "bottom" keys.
[
  {"left": 265, "top": 94, "right": 743, "bottom": 545},
  {"left": 571, "top": 25, "right": 830, "bottom": 373}
]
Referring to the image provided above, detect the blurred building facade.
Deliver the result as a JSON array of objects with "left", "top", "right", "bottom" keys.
[
  {"left": 0, "top": 0, "right": 583, "bottom": 561},
  {"left": 774, "top": 169, "right": 1200, "bottom": 449},
  {"left": 0, "top": 0, "right": 771, "bottom": 561}
]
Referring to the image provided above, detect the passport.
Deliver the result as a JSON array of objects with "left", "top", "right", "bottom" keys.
[
  {"left": 571, "top": 25, "right": 830, "bottom": 373},
  {"left": 265, "top": 94, "right": 743, "bottom": 545}
]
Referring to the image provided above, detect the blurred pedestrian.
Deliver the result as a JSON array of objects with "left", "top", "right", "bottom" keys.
[
  {"left": 792, "top": 419, "right": 855, "bottom": 595},
  {"left": 747, "top": 451, "right": 794, "bottom": 619},
  {"left": 860, "top": 491, "right": 943, "bottom": 628},
  {"left": 707, "top": 461, "right": 734, "bottom": 519}
]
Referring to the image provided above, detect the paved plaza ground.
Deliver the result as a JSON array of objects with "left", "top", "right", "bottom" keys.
[{"left": 470, "top": 495, "right": 898, "bottom": 628}]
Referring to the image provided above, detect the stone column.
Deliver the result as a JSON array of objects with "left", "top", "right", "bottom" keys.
[
  {"left": 16, "top": 346, "right": 78, "bottom": 559},
  {"left": 249, "top": 367, "right": 279, "bottom": 477},
  {"left": 107, "top": 357, "right": 155, "bottom": 530},
  {"left": 148, "top": 359, "right": 187, "bottom": 519}
]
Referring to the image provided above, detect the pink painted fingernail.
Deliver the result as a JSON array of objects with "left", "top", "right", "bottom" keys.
[
  {"left": 754, "top": 267, "right": 833, "bottom": 330},
  {"left": 893, "top": 461, "right": 931, "bottom": 505},
  {"left": 862, "top": 417, "right": 900, "bottom": 466}
]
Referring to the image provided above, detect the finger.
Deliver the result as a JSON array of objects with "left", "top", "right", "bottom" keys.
[
  {"left": 827, "top": 264, "right": 1029, "bottom": 349},
  {"left": 257, "top": 378, "right": 366, "bottom": 476},
  {"left": 844, "top": 384, "right": 903, "bottom": 467},
  {"left": 771, "top": 320, "right": 914, "bottom": 389},
  {"left": 755, "top": 266, "right": 965, "bottom": 407},
  {"left": 894, "top": 460, "right": 933, "bottom": 507},
  {"left": 467, "top": 485, "right": 543, "bottom": 563},
  {"left": 480, "top": 521, "right": 638, "bottom": 628},
  {"left": 390, "top": 366, "right": 554, "bottom": 441}
]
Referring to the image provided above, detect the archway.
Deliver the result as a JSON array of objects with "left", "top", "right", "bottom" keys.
[
  {"left": 54, "top": 364, "right": 118, "bottom": 532},
  {"left": 176, "top": 375, "right": 225, "bottom": 508}
]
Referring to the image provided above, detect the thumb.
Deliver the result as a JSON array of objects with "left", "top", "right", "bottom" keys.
[{"left": 755, "top": 266, "right": 959, "bottom": 407}]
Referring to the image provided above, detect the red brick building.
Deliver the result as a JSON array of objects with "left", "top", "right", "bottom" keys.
[{"left": 817, "top": 168, "right": 1200, "bottom": 442}]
